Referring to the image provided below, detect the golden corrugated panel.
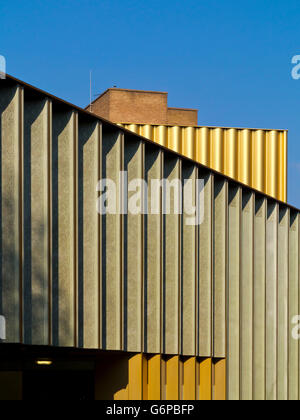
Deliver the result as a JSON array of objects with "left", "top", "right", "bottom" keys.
[
  {"left": 122, "top": 124, "right": 287, "bottom": 202},
  {"left": 95, "top": 354, "right": 217, "bottom": 400}
]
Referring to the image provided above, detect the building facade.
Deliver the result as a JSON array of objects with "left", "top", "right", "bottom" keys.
[{"left": 0, "top": 76, "right": 298, "bottom": 400}]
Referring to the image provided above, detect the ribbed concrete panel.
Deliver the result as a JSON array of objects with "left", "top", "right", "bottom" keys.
[
  {"left": 78, "top": 119, "right": 101, "bottom": 349},
  {"left": 288, "top": 212, "right": 299, "bottom": 400},
  {"left": 0, "top": 86, "right": 23, "bottom": 343},
  {"left": 213, "top": 177, "right": 227, "bottom": 358},
  {"left": 277, "top": 207, "right": 289, "bottom": 400},
  {"left": 144, "top": 146, "right": 162, "bottom": 354},
  {"left": 266, "top": 202, "right": 278, "bottom": 400},
  {"left": 198, "top": 170, "right": 213, "bottom": 357},
  {"left": 240, "top": 191, "right": 254, "bottom": 400},
  {"left": 101, "top": 128, "right": 123, "bottom": 351},
  {"left": 181, "top": 164, "right": 197, "bottom": 356},
  {"left": 23, "top": 97, "right": 51, "bottom": 345},
  {"left": 227, "top": 185, "right": 241, "bottom": 400},
  {"left": 253, "top": 197, "right": 266, "bottom": 400},
  {"left": 52, "top": 110, "right": 77, "bottom": 347},
  {"left": 121, "top": 124, "right": 287, "bottom": 202},
  {"left": 124, "top": 136, "right": 143, "bottom": 353},
  {"left": 163, "top": 155, "right": 180, "bottom": 355}
]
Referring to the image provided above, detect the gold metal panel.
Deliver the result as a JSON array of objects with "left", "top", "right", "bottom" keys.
[{"left": 122, "top": 124, "right": 287, "bottom": 202}]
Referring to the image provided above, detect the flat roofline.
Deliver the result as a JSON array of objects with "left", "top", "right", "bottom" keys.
[
  {"left": 118, "top": 121, "right": 288, "bottom": 132},
  {"left": 91, "top": 87, "right": 169, "bottom": 105},
  {"left": 168, "top": 106, "right": 199, "bottom": 112},
  {"left": 3, "top": 74, "right": 295, "bottom": 211}
]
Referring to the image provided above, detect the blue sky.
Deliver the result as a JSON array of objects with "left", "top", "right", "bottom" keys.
[{"left": 1, "top": 0, "right": 300, "bottom": 207}]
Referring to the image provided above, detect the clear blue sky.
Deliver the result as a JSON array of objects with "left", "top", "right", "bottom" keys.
[{"left": 1, "top": 0, "right": 300, "bottom": 207}]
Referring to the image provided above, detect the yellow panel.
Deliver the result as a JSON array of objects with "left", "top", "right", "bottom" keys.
[
  {"left": 167, "top": 126, "right": 181, "bottom": 154},
  {"left": 128, "top": 354, "right": 143, "bottom": 400},
  {"left": 214, "top": 359, "right": 226, "bottom": 400},
  {"left": 210, "top": 128, "right": 224, "bottom": 173},
  {"left": 225, "top": 129, "right": 238, "bottom": 180},
  {"left": 165, "top": 356, "right": 180, "bottom": 400},
  {"left": 195, "top": 127, "right": 210, "bottom": 167},
  {"left": 114, "top": 386, "right": 129, "bottom": 400},
  {"left": 278, "top": 131, "right": 287, "bottom": 202},
  {"left": 182, "top": 126, "right": 195, "bottom": 160},
  {"left": 238, "top": 129, "right": 251, "bottom": 186},
  {"left": 121, "top": 124, "right": 287, "bottom": 202},
  {"left": 199, "top": 358, "right": 212, "bottom": 400},
  {"left": 141, "top": 124, "right": 154, "bottom": 141},
  {"left": 182, "top": 357, "right": 196, "bottom": 400},
  {"left": 266, "top": 131, "right": 279, "bottom": 200},
  {"left": 154, "top": 125, "right": 167, "bottom": 147},
  {"left": 252, "top": 130, "right": 265, "bottom": 196},
  {"left": 148, "top": 355, "right": 161, "bottom": 400}
]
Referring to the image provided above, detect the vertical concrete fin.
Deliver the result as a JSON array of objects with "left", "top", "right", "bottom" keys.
[
  {"left": 78, "top": 118, "right": 102, "bottom": 349},
  {"left": 240, "top": 191, "right": 254, "bottom": 400},
  {"left": 23, "top": 96, "right": 51, "bottom": 345},
  {"left": 266, "top": 202, "right": 278, "bottom": 400},
  {"left": 163, "top": 154, "right": 180, "bottom": 355},
  {"left": 227, "top": 185, "right": 241, "bottom": 400},
  {"left": 181, "top": 163, "right": 197, "bottom": 356},
  {"left": 253, "top": 196, "right": 267, "bottom": 400},
  {"left": 288, "top": 211, "right": 299, "bottom": 400},
  {"left": 124, "top": 135, "right": 143, "bottom": 352},
  {"left": 198, "top": 170, "right": 213, "bottom": 357},
  {"left": 0, "top": 85, "right": 23, "bottom": 343},
  {"left": 52, "top": 109, "right": 77, "bottom": 347},
  {"left": 101, "top": 127, "right": 124, "bottom": 350},
  {"left": 144, "top": 145, "right": 162, "bottom": 354},
  {"left": 277, "top": 206, "right": 289, "bottom": 400},
  {"left": 213, "top": 177, "right": 227, "bottom": 358}
]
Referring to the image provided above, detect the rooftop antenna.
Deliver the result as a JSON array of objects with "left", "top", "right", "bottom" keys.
[{"left": 89, "top": 70, "right": 92, "bottom": 112}]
